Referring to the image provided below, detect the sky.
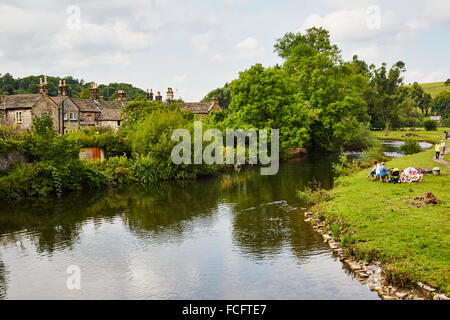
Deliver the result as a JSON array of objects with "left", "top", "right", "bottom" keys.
[{"left": 0, "top": 0, "right": 449, "bottom": 101}]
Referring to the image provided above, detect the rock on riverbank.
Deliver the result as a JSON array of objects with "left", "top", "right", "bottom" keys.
[{"left": 303, "top": 211, "right": 449, "bottom": 300}]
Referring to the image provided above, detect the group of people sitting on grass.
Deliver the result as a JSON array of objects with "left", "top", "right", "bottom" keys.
[{"left": 367, "top": 162, "right": 423, "bottom": 184}]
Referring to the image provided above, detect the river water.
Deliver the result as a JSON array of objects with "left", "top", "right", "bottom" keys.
[{"left": 0, "top": 141, "right": 424, "bottom": 300}]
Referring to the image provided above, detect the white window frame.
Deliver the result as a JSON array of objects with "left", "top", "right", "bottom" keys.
[
  {"left": 70, "top": 112, "right": 76, "bottom": 120},
  {"left": 15, "top": 111, "right": 23, "bottom": 124},
  {"left": 87, "top": 115, "right": 91, "bottom": 121},
  {"left": 64, "top": 112, "right": 68, "bottom": 121}
]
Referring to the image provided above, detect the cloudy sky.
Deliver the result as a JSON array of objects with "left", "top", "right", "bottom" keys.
[{"left": 0, "top": 0, "right": 449, "bottom": 101}]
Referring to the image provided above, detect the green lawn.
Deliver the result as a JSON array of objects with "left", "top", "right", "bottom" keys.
[
  {"left": 318, "top": 149, "right": 450, "bottom": 294},
  {"left": 372, "top": 128, "right": 449, "bottom": 144},
  {"left": 405, "top": 82, "right": 450, "bottom": 98}
]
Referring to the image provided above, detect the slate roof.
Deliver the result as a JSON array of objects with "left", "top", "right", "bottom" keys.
[
  {"left": 1, "top": 94, "right": 43, "bottom": 110},
  {"left": 178, "top": 102, "right": 217, "bottom": 114},
  {"left": 50, "top": 96, "right": 70, "bottom": 106},
  {"left": 97, "top": 101, "right": 125, "bottom": 121},
  {"left": 71, "top": 98, "right": 102, "bottom": 113}
]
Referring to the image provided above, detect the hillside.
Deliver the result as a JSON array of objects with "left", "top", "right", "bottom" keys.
[{"left": 405, "top": 82, "right": 450, "bottom": 98}]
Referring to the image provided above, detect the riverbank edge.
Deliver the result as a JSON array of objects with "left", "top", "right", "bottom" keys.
[
  {"left": 301, "top": 140, "right": 449, "bottom": 300},
  {"left": 302, "top": 211, "right": 449, "bottom": 300}
]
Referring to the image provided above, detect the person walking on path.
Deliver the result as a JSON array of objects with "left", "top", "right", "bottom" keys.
[
  {"left": 442, "top": 140, "right": 446, "bottom": 157},
  {"left": 435, "top": 143, "right": 441, "bottom": 160}
]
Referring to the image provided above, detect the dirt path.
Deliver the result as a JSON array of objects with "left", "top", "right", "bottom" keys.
[{"left": 433, "top": 147, "right": 450, "bottom": 168}]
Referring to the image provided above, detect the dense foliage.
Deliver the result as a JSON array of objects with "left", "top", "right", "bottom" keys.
[{"left": 0, "top": 73, "right": 147, "bottom": 101}]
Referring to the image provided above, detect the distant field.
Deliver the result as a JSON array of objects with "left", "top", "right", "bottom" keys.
[
  {"left": 405, "top": 82, "right": 450, "bottom": 98},
  {"left": 373, "top": 128, "right": 450, "bottom": 144}
]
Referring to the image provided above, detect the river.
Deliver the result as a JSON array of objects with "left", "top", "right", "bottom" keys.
[{"left": 0, "top": 141, "right": 428, "bottom": 300}]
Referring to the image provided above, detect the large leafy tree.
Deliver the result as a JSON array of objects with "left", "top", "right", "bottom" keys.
[
  {"left": 409, "top": 82, "right": 432, "bottom": 115},
  {"left": 363, "top": 61, "right": 408, "bottom": 130},
  {"left": 431, "top": 91, "right": 450, "bottom": 119},
  {"left": 226, "top": 64, "right": 312, "bottom": 151},
  {"left": 275, "top": 28, "right": 371, "bottom": 151}
]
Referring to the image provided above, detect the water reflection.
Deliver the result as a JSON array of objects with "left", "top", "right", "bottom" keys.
[{"left": 0, "top": 154, "right": 379, "bottom": 299}]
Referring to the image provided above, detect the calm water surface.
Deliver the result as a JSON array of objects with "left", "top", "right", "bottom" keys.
[{"left": 0, "top": 154, "right": 386, "bottom": 300}]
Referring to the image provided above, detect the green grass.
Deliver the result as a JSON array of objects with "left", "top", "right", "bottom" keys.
[
  {"left": 405, "top": 82, "right": 450, "bottom": 98},
  {"left": 372, "top": 128, "right": 449, "bottom": 144},
  {"left": 318, "top": 149, "right": 450, "bottom": 294}
]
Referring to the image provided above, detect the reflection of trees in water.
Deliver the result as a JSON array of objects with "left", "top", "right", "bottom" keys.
[
  {"left": 123, "top": 179, "right": 222, "bottom": 242},
  {"left": 223, "top": 156, "right": 336, "bottom": 261},
  {"left": 0, "top": 259, "right": 7, "bottom": 299},
  {"left": 0, "top": 155, "right": 338, "bottom": 261}
]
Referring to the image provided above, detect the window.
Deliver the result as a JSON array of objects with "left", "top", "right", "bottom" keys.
[
  {"left": 41, "top": 112, "right": 47, "bottom": 118},
  {"left": 70, "top": 112, "right": 76, "bottom": 120},
  {"left": 96, "top": 121, "right": 100, "bottom": 126},
  {"left": 15, "top": 111, "right": 23, "bottom": 124},
  {"left": 87, "top": 115, "right": 91, "bottom": 121},
  {"left": 117, "top": 120, "right": 121, "bottom": 127},
  {"left": 64, "top": 113, "right": 68, "bottom": 121}
]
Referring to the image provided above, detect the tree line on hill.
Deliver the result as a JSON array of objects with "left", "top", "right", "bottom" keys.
[{"left": 0, "top": 74, "right": 147, "bottom": 101}]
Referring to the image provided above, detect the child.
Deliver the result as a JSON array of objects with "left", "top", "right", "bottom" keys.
[{"left": 367, "top": 161, "right": 378, "bottom": 182}]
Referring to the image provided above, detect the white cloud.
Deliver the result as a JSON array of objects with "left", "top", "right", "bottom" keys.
[
  {"left": 300, "top": 9, "right": 427, "bottom": 43},
  {"left": 191, "top": 32, "right": 215, "bottom": 54},
  {"left": 405, "top": 68, "right": 449, "bottom": 84},
  {"left": 211, "top": 54, "right": 224, "bottom": 62},
  {"left": 233, "top": 37, "right": 265, "bottom": 59},
  {"left": 424, "top": 0, "right": 450, "bottom": 25}
]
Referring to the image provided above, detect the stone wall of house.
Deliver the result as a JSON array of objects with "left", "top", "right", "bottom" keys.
[
  {"left": 0, "top": 150, "right": 27, "bottom": 173},
  {"left": 99, "top": 120, "right": 121, "bottom": 132},
  {"left": 0, "top": 109, "right": 5, "bottom": 126},
  {"left": 4, "top": 109, "right": 33, "bottom": 129},
  {"left": 62, "top": 99, "right": 80, "bottom": 132},
  {"left": 32, "top": 97, "right": 61, "bottom": 133}
]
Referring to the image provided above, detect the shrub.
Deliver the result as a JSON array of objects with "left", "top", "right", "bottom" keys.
[
  {"left": 360, "top": 145, "right": 388, "bottom": 168},
  {"left": 297, "top": 180, "right": 331, "bottom": 205},
  {"left": 100, "top": 156, "right": 136, "bottom": 185},
  {"left": 332, "top": 153, "right": 362, "bottom": 177},
  {"left": 423, "top": 119, "right": 438, "bottom": 131},
  {"left": 400, "top": 138, "right": 422, "bottom": 155}
]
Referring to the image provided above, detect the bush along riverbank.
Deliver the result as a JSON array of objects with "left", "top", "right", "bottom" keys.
[{"left": 300, "top": 149, "right": 450, "bottom": 300}]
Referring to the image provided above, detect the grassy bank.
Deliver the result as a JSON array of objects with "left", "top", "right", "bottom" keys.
[
  {"left": 372, "top": 128, "right": 449, "bottom": 143},
  {"left": 315, "top": 149, "right": 450, "bottom": 295}
]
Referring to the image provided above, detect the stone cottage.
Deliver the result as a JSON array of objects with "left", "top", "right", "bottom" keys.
[{"left": 0, "top": 78, "right": 221, "bottom": 133}]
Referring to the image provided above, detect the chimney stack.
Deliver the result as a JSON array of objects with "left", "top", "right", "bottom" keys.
[
  {"left": 62, "top": 80, "right": 68, "bottom": 96},
  {"left": 117, "top": 90, "right": 127, "bottom": 102},
  {"left": 40, "top": 76, "right": 49, "bottom": 96},
  {"left": 146, "top": 89, "right": 154, "bottom": 102},
  {"left": 155, "top": 91, "right": 162, "bottom": 102},
  {"left": 57, "top": 79, "right": 68, "bottom": 96},
  {"left": 166, "top": 88, "right": 174, "bottom": 103},
  {"left": 90, "top": 83, "right": 99, "bottom": 101},
  {"left": 211, "top": 96, "right": 219, "bottom": 105}
]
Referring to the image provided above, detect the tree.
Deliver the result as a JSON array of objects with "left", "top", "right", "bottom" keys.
[
  {"left": 410, "top": 82, "right": 432, "bottom": 115},
  {"left": 364, "top": 61, "right": 409, "bottom": 130},
  {"left": 431, "top": 91, "right": 450, "bottom": 119},
  {"left": 202, "top": 83, "right": 231, "bottom": 109},
  {"left": 445, "top": 79, "right": 450, "bottom": 86},
  {"left": 227, "top": 64, "right": 311, "bottom": 151},
  {"left": 275, "top": 28, "right": 372, "bottom": 151}
]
